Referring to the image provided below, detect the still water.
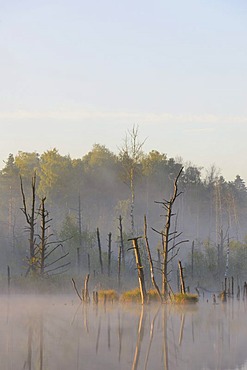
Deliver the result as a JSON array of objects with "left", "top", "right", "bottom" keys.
[{"left": 1, "top": 294, "right": 247, "bottom": 370}]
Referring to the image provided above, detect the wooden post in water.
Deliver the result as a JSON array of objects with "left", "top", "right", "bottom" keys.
[{"left": 231, "top": 276, "right": 234, "bottom": 296}]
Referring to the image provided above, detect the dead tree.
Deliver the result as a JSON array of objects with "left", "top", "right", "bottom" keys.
[
  {"left": 143, "top": 216, "right": 162, "bottom": 302},
  {"left": 76, "top": 194, "right": 83, "bottom": 270},
  {"left": 118, "top": 215, "right": 125, "bottom": 270},
  {"left": 36, "top": 197, "right": 70, "bottom": 276},
  {"left": 107, "top": 232, "right": 112, "bottom": 277},
  {"left": 153, "top": 167, "right": 188, "bottom": 298},
  {"left": 118, "top": 238, "right": 122, "bottom": 290},
  {"left": 129, "top": 237, "right": 147, "bottom": 304},
  {"left": 178, "top": 260, "right": 186, "bottom": 294},
  {"left": 96, "top": 228, "right": 103, "bottom": 274},
  {"left": 83, "top": 274, "right": 90, "bottom": 302},
  {"left": 191, "top": 240, "right": 194, "bottom": 280},
  {"left": 20, "top": 173, "right": 37, "bottom": 274}
]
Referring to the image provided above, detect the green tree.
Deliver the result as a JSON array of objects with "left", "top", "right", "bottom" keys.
[
  {"left": 15, "top": 151, "right": 40, "bottom": 180},
  {"left": 38, "top": 148, "right": 73, "bottom": 204}
]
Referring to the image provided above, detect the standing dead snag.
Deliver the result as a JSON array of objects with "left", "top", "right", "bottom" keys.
[
  {"left": 118, "top": 215, "right": 125, "bottom": 270},
  {"left": 129, "top": 237, "right": 147, "bottom": 304},
  {"left": 178, "top": 260, "right": 186, "bottom": 294},
  {"left": 20, "top": 173, "right": 37, "bottom": 274},
  {"left": 96, "top": 228, "right": 104, "bottom": 274},
  {"left": 153, "top": 167, "right": 189, "bottom": 298},
  {"left": 107, "top": 232, "right": 112, "bottom": 277},
  {"left": 36, "top": 197, "right": 70, "bottom": 276},
  {"left": 21, "top": 174, "right": 70, "bottom": 277},
  {"left": 143, "top": 215, "right": 163, "bottom": 302},
  {"left": 83, "top": 274, "right": 90, "bottom": 302}
]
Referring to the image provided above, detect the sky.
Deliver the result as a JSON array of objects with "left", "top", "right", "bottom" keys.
[{"left": 0, "top": 0, "right": 247, "bottom": 181}]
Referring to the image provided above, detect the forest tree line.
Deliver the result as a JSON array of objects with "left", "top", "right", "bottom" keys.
[{"left": 0, "top": 134, "right": 247, "bottom": 288}]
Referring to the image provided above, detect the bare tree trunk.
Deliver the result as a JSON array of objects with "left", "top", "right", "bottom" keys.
[
  {"left": 96, "top": 228, "right": 103, "bottom": 274},
  {"left": 77, "top": 247, "right": 81, "bottom": 273},
  {"left": 178, "top": 260, "right": 186, "bottom": 294},
  {"left": 39, "top": 197, "right": 46, "bottom": 276},
  {"left": 107, "top": 232, "right": 112, "bottom": 277},
  {"left": 153, "top": 167, "right": 186, "bottom": 299},
  {"left": 118, "top": 239, "right": 121, "bottom": 290},
  {"left": 191, "top": 240, "right": 194, "bottom": 280},
  {"left": 20, "top": 173, "right": 37, "bottom": 274},
  {"left": 143, "top": 216, "right": 163, "bottom": 302},
  {"left": 78, "top": 194, "right": 82, "bottom": 249},
  {"left": 7, "top": 265, "right": 10, "bottom": 295},
  {"left": 118, "top": 215, "right": 125, "bottom": 270},
  {"left": 87, "top": 253, "right": 91, "bottom": 274},
  {"left": 83, "top": 274, "right": 90, "bottom": 302},
  {"left": 130, "top": 237, "right": 147, "bottom": 304},
  {"left": 130, "top": 169, "right": 135, "bottom": 234}
]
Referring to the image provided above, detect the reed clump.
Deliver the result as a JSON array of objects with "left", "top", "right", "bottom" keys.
[
  {"left": 147, "top": 289, "right": 161, "bottom": 302},
  {"left": 97, "top": 289, "right": 119, "bottom": 302},
  {"left": 120, "top": 288, "right": 142, "bottom": 302},
  {"left": 120, "top": 288, "right": 161, "bottom": 303},
  {"left": 171, "top": 293, "right": 198, "bottom": 304}
]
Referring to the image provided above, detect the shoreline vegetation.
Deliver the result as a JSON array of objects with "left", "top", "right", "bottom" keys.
[{"left": 1, "top": 129, "right": 247, "bottom": 306}]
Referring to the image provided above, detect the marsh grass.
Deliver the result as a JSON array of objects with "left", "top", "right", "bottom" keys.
[
  {"left": 120, "top": 288, "right": 161, "bottom": 303},
  {"left": 97, "top": 289, "right": 119, "bottom": 302},
  {"left": 171, "top": 293, "right": 199, "bottom": 304},
  {"left": 120, "top": 288, "right": 142, "bottom": 302}
]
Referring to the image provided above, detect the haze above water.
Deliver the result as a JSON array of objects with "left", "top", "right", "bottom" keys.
[{"left": 1, "top": 295, "right": 247, "bottom": 370}]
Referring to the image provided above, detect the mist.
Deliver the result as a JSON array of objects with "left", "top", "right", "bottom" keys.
[{"left": 1, "top": 294, "right": 247, "bottom": 370}]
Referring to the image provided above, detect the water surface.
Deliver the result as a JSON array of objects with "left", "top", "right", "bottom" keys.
[{"left": 1, "top": 295, "right": 247, "bottom": 370}]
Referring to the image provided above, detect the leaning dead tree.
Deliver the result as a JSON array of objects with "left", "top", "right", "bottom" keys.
[
  {"left": 129, "top": 237, "right": 147, "bottom": 305},
  {"left": 152, "top": 167, "right": 189, "bottom": 298}
]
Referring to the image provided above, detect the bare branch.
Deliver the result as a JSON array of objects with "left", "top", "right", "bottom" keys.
[
  {"left": 44, "top": 252, "right": 69, "bottom": 268},
  {"left": 45, "top": 262, "right": 71, "bottom": 274}
]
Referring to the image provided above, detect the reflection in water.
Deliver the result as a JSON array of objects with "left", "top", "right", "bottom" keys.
[
  {"left": 144, "top": 306, "right": 160, "bottom": 370},
  {"left": 132, "top": 306, "right": 145, "bottom": 370},
  {"left": 1, "top": 295, "right": 247, "bottom": 370}
]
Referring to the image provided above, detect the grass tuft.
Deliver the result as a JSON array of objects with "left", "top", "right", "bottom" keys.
[
  {"left": 120, "top": 288, "right": 142, "bottom": 302},
  {"left": 97, "top": 289, "right": 119, "bottom": 302},
  {"left": 172, "top": 293, "right": 198, "bottom": 304}
]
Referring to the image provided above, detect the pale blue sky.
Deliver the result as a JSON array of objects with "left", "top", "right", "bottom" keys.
[{"left": 0, "top": 0, "right": 247, "bottom": 181}]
